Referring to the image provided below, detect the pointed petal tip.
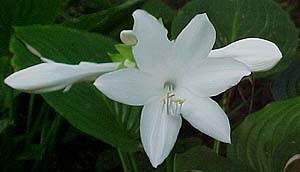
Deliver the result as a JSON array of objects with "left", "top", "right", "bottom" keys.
[
  {"left": 4, "top": 75, "right": 14, "bottom": 87},
  {"left": 220, "top": 135, "right": 231, "bottom": 144},
  {"left": 93, "top": 77, "right": 102, "bottom": 89},
  {"left": 150, "top": 159, "right": 160, "bottom": 168},
  {"left": 214, "top": 129, "right": 231, "bottom": 144},
  {"left": 195, "top": 13, "right": 209, "bottom": 20},
  {"left": 4, "top": 73, "right": 25, "bottom": 90},
  {"left": 132, "top": 9, "right": 147, "bottom": 17},
  {"left": 148, "top": 153, "right": 164, "bottom": 168}
]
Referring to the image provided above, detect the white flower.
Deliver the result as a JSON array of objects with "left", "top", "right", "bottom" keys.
[
  {"left": 95, "top": 9, "right": 281, "bottom": 167},
  {"left": 5, "top": 43, "right": 120, "bottom": 93}
]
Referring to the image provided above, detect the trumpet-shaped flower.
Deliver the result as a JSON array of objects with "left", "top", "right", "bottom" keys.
[
  {"left": 5, "top": 44, "right": 120, "bottom": 93},
  {"left": 94, "top": 10, "right": 282, "bottom": 167}
]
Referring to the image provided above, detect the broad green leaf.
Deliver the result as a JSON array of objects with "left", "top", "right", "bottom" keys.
[
  {"left": 174, "top": 146, "right": 258, "bottom": 172},
  {"left": 272, "top": 49, "right": 300, "bottom": 100},
  {"left": 10, "top": 25, "right": 141, "bottom": 151},
  {"left": 228, "top": 97, "right": 300, "bottom": 172},
  {"left": 63, "top": 0, "right": 142, "bottom": 31},
  {"left": 171, "top": 0, "right": 299, "bottom": 77},
  {"left": 12, "top": 25, "right": 117, "bottom": 68}
]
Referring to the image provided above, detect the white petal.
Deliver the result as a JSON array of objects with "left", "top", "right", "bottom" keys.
[
  {"left": 181, "top": 58, "right": 251, "bottom": 97},
  {"left": 208, "top": 38, "right": 282, "bottom": 72},
  {"left": 179, "top": 89, "right": 231, "bottom": 143},
  {"left": 174, "top": 13, "right": 216, "bottom": 66},
  {"left": 120, "top": 30, "right": 137, "bottom": 45},
  {"left": 94, "top": 68, "right": 162, "bottom": 106},
  {"left": 132, "top": 9, "right": 172, "bottom": 74},
  {"left": 141, "top": 97, "right": 182, "bottom": 167},
  {"left": 5, "top": 61, "right": 120, "bottom": 93}
]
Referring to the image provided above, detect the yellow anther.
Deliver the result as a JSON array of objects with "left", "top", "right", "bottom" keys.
[
  {"left": 171, "top": 98, "right": 186, "bottom": 104},
  {"left": 167, "top": 92, "right": 175, "bottom": 98},
  {"left": 160, "top": 92, "right": 176, "bottom": 102},
  {"left": 160, "top": 97, "right": 166, "bottom": 102}
]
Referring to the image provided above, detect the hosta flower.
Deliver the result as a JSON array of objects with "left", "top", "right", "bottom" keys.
[
  {"left": 5, "top": 44, "right": 120, "bottom": 93},
  {"left": 94, "top": 10, "right": 282, "bottom": 167}
]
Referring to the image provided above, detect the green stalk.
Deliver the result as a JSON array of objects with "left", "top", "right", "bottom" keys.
[
  {"left": 213, "top": 141, "right": 220, "bottom": 154},
  {"left": 213, "top": 93, "right": 228, "bottom": 154},
  {"left": 45, "top": 114, "right": 63, "bottom": 151},
  {"left": 7, "top": 89, "right": 14, "bottom": 120},
  {"left": 129, "top": 152, "right": 139, "bottom": 172},
  {"left": 117, "top": 149, "right": 134, "bottom": 172},
  {"left": 26, "top": 95, "right": 35, "bottom": 133}
]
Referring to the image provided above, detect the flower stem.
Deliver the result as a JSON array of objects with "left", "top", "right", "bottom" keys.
[
  {"left": 213, "top": 93, "right": 228, "bottom": 155},
  {"left": 117, "top": 149, "right": 134, "bottom": 172},
  {"left": 213, "top": 140, "right": 220, "bottom": 154},
  {"left": 26, "top": 95, "right": 35, "bottom": 133},
  {"left": 129, "top": 152, "right": 139, "bottom": 172},
  {"left": 7, "top": 89, "right": 14, "bottom": 120}
]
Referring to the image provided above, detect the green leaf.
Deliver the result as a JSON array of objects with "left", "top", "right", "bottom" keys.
[
  {"left": 228, "top": 97, "right": 300, "bottom": 172},
  {"left": 272, "top": 49, "right": 300, "bottom": 100},
  {"left": 171, "top": 0, "right": 299, "bottom": 77},
  {"left": 12, "top": 25, "right": 117, "bottom": 68},
  {"left": 10, "top": 25, "right": 141, "bottom": 151},
  {"left": 63, "top": 0, "right": 142, "bottom": 31},
  {"left": 174, "top": 146, "right": 258, "bottom": 172}
]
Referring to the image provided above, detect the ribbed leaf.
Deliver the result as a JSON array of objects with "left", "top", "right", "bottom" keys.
[
  {"left": 174, "top": 146, "right": 258, "bottom": 172},
  {"left": 228, "top": 97, "right": 300, "bottom": 172}
]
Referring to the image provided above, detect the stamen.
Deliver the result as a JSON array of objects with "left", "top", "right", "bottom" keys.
[{"left": 160, "top": 92, "right": 185, "bottom": 116}]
